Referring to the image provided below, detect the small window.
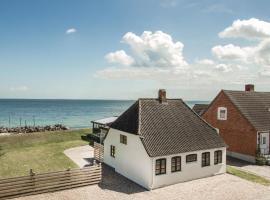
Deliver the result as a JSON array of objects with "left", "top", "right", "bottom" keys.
[
  {"left": 186, "top": 154, "right": 197, "bottom": 163},
  {"left": 217, "top": 107, "right": 227, "bottom": 120},
  {"left": 214, "top": 150, "right": 222, "bottom": 165},
  {"left": 155, "top": 158, "right": 166, "bottom": 175},
  {"left": 171, "top": 156, "right": 181, "bottom": 172},
  {"left": 110, "top": 145, "right": 115, "bottom": 158},
  {"left": 262, "top": 136, "right": 266, "bottom": 145},
  {"left": 120, "top": 134, "right": 127, "bottom": 145},
  {"left": 202, "top": 152, "right": 210, "bottom": 167}
]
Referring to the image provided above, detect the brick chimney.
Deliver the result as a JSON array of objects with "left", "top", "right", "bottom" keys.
[
  {"left": 158, "top": 89, "right": 167, "bottom": 103},
  {"left": 245, "top": 84, "right": 255, "bottom": 92}
]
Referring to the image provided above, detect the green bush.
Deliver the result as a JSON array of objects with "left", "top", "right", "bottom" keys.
[{"left": 255, "top": 156, "right": 267, "bottom": 165}]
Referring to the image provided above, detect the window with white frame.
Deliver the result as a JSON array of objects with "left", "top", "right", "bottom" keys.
[
  {"left": 110, "top": 145, "right": 115, "bottom": 158},
  {"left": 202, "top": 152, "right": 210, "bottom": 167},
  {"left": 217, "top": 107, "right": 227, "bottom": 120},
  {"left": 262, "top": 136, "right": 266, "bottom": 144},
  {"left": 171, "top": 156, "right": 181, "bottom": 172},
  {"left": 214, "top": 150, "right": 222, "bottom": 165},
  {"left": 120, "top": 134, "right": 127, "bottom": 145},
  {"left": 155, "top": 158, "right": 166, "bottom": 175}
]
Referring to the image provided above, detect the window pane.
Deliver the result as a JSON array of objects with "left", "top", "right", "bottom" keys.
[
  {"left": 220, "top": 110, "right": 225, "bottom": 118},
  {"left": 202, "top": 152, "right": 210, "bottom": 167},
  {"left": 172, "top": 157, "right": 181, "bottom": 172},
  {"left": 162, "top": 159, "right": 165, "bottom": 166},
  {"left": 156, "top": 159, "right": 166, "bottom": 175},
  {"left": 186, "top": 154, "right": 197, "bottom": 162},
  {"left": 214, "top": 150, "right": 222, "bottom": 164}
]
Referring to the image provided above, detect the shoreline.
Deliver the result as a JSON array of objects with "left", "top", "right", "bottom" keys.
[
  {"left": 0, "top": 124, "right": 71, "bottom": 136},
  {"left": 0, "top": 127, "right": 90, "bottom": 137}
]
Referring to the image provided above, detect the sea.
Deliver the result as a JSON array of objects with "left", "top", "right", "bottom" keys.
[{"left": 0, "top": 99, "right": 209, "bottom": 128}]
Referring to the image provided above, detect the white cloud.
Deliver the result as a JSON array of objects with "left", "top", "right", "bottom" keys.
[
  {"left": 255, "top": 39, "right": 270, "bottom": 66},
  {"left": 96, "top": 24, "right": 270, "bottom": 88},
  {"left": 97, "top": 31, "right": 191, "bottom": 83},
  {"left": 212, "top": 39, "right": 270, "bottom": 72},
  {"left": 105, "top": 50, "right": 134, "bottom": 66},
  {"left": 259, "top": 68, "right": 270, "bottom": 77},
  {"left": 213, "top": 19, "right": 270, "bottom": 79},
  {"left": 212, "top": 44, "right": 254, "bottom": 62},
  {"left": 66, "top": 28, "right": 77, "bottom": 34},
  {"left": 214, "top": 64, "right": 233, "bottom": 73},
  {"left": 195, "top": 59, "right": 215, "bottom": 65},
  {"left": 96, "top": 67, "right": 175, "bottom": 80},
  {"left": 10, "top": 86, "right": 29, "bottom": 92},
  {"left": 219, "top": 18, "right": 270, "bottom": 40},
  {"left": 121, "top": 31, "right": 188, "bottom": 69}
]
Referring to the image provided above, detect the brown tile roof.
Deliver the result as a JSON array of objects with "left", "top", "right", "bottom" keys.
[
  {"left": 110, "top": 98, "right": 226, "bottom": 157},
  {"left": 224, "top": 90, "right": 270, "bottom": 132},
  {"left": 192, "top": 104, "right": 209, "bottom": 116}
]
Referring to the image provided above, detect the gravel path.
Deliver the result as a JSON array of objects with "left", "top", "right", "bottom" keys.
[
  {"left": 227, "top": 156, "right": 270, "bottom": 180},
  {"left": 240, "top": 165, "right": 270, "bottom": 180},
  {"left": 14, "top": 166, "right": 270, "bottom": 200},
  {"left": 64, "top": 145, "right": 94, "bottom": 168}
]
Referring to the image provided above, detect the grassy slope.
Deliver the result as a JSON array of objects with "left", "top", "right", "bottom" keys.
[
  {"left": 227, "top": 165, "right": 270, "bottom": 186},
  {"left": 0, "top": 129, "right": 90, "bottom": 178}
]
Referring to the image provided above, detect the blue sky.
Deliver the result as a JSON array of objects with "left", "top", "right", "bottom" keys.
[{"left": 0, "top": 0, "right": 270, "bottom": 100}]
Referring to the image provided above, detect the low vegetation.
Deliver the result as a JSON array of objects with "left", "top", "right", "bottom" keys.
[
  {"left": 227, "top": 165, "right": 270, "bottom": 186},
  {"left": 0, "top": 129, "right": 90, "bottom": 178},
  {"left": 0, "top": 145, "right": 4, "bottom": 157}
]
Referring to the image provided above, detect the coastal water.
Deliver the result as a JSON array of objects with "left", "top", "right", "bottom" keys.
[{"left": 0, "top": 99, "right": 208, "bottom": 128}]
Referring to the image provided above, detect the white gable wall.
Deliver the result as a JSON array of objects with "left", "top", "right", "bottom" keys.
[
  {"left": 104, "top": 128, "right": 153, "bottom": 189},
  {"left": 152, "top": 147, "right": 226, "bottom": 189}
]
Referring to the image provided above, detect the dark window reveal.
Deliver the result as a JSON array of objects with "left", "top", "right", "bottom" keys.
[
  {"left": 214, "top": 150, "right": 222, "bottom": 164},
  {"left": 202, "top": 152, "right": 210, "bottom": 167},
  {"left": 186, "top": 154, "right": 197, "bottom": 163},
  {"left": 120, "top": 134, "right": 127, "bottom": 145},
  {"left": 171, "top": 156, "right": 181, "bottom": 172},
  {"left": 110, "top": 145, "right": 115, "bottom": 157},
  {"left": 155, "top": 159, "right": 166, "bottom": 175}
]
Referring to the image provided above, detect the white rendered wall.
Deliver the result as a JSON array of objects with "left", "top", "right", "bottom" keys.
[
  {"left": 104, "top": 128, "right": 153, "bottom": 189},
  {"left": 152, "top": 147, "right": 226, "bottom": 189}
]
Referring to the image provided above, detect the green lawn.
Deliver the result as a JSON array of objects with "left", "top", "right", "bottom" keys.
[
  {"left": 0, "top": 129, "right": 90, "bottom": 178},
  {"left": 227, "top": 165, "right": 270, "bottom": 186}
]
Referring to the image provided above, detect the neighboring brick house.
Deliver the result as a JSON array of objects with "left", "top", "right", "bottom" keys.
[{"left": 202, "top": 84, "right": 270, "bottom": 163}]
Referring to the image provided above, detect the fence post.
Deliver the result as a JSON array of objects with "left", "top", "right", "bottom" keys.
[
  {"left": 30, "top": 169, "right": 35, "bottom": 176},
  {"left": 29, "top": 169, "right": 36, "bottom": 192}
]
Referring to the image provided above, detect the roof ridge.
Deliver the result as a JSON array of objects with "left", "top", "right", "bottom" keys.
[
  {"left": 138, "top": 98, "right": 183, "bottom": 100},
  {"left": 223, "top": 89, "right": 270, "bottom": 94}
]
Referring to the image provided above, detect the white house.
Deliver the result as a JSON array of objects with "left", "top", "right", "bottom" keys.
[{"left": 103, "top": 89, "right": 226, "bottom": 190}]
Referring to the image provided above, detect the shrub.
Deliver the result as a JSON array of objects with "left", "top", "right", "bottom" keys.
[{"left": 255, "top": 156, "right": 267, "bottom": 166}]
